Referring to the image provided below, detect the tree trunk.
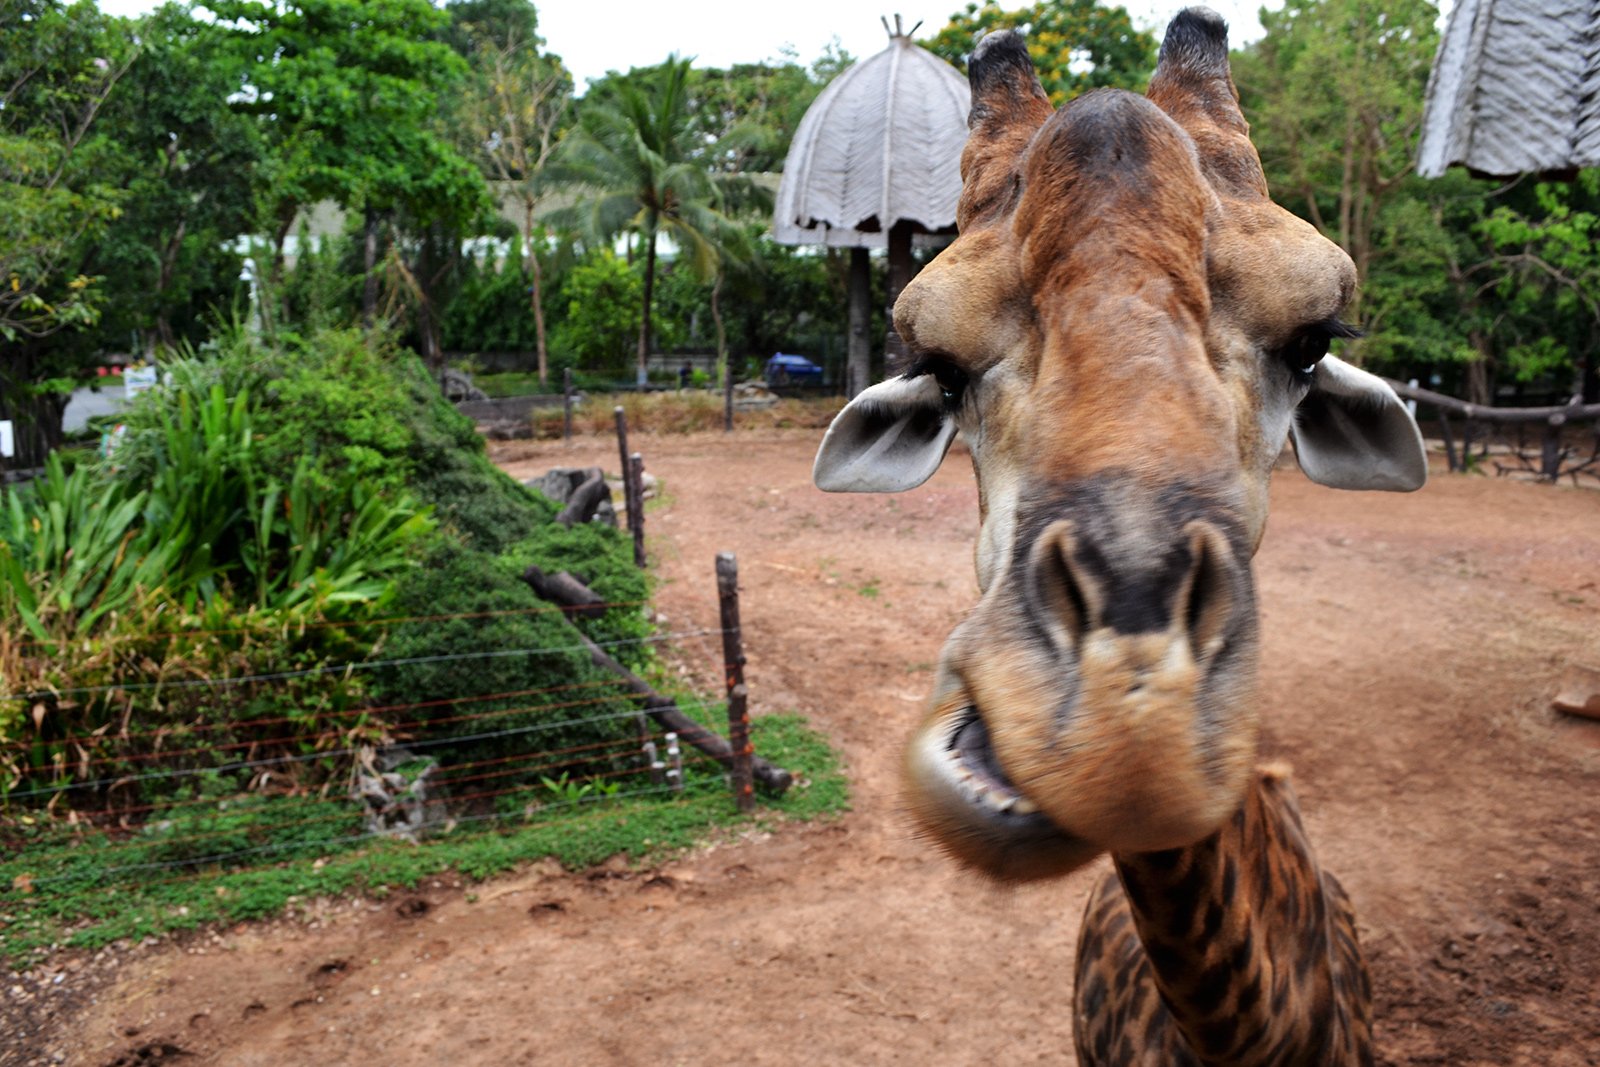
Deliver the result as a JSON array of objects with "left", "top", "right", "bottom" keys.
[
  {"left": 362, "top": 208, "right": 380, "bottom": 328},
  {"left": 847, "top": 246, "right": 872, "bottom": 398},
  {"left": 1466, "top": 328, "right": 1494, "bottom": 407},
  {"left": 711, "top": 273, "right": 727, "bottom": 390},
  {"left": 525, "top": 200, "right": 548, "bottom": 388},
  {"left": 884, "top": 222, "right": 917, "bottom": 374},
  {"left": 154, "top": 216, "right": 187, "bottom": 351},
  {"left": 636, "top": 225, "right": 657, "bottom": 386}
]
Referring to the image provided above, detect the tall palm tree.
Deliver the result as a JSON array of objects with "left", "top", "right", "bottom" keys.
[{"left": 554, "top": 56, "right": 759, "bottom": 384}]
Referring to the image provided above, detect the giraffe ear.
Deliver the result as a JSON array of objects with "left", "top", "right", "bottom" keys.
[
  {"left": 813, "top": 375, "right": 958, "bottom": 493},
  {"left": 1290, "top": 356, "right": 1428, "bottom": 492}
]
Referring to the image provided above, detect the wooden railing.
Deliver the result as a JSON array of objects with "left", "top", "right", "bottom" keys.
[{"left": 1384, "top": 379, "right": 1600, "bottom": 483}]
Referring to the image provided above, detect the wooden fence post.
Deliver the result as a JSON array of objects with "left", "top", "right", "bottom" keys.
[
  {"left": 614, "top": 406, "right": 643, "bottom": 567},
  {"left": 716, "top": 552, "right": 754, "bottom": 814},
  {"left": 1543, "top": 411, "right": 1567, "bottom": 481},
  {"left": 1438, "top": 410, "right": 1459, "bottom": 472},
  {"left": 629, "top": 452, "right": 646, "bottom": 567},
  {"left": 562, "top": 367, "right": 573, "bottom": 441}
]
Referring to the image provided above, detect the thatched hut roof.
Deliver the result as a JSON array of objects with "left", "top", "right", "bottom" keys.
[
  {"left": 1418, "top": 0, "right": 1600, "bottom": 178},
  {"left": 772, "top": 24, "right": 970, "bottom": 248}
]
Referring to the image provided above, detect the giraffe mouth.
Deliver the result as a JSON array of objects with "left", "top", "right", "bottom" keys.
[
  {"left": 903, "top": 704, "right": 1103, "bottom": 881},
  {"left": 945, "top": 708, "right": 1040, "bottom": 817}
]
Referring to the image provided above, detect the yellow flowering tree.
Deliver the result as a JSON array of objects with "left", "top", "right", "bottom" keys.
[{"left": 927, "top": 0, "right": 1156, "bottom": 107}]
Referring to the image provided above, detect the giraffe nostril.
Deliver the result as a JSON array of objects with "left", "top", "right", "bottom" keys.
[
  {"left": 1175, "top": 520, "right": 1241, "bottom": 664},
  {"left": 1029, "top": 519, "right": 1101, "bottom": 651}
]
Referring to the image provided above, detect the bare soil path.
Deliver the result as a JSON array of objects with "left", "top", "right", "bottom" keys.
[{"left": 18, "top": 429, "right": 1600, "bottom": 1066}]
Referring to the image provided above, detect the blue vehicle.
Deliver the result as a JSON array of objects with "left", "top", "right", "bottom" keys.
[{"left": 764, "top": 352, "right": 824, "bottom": 386}]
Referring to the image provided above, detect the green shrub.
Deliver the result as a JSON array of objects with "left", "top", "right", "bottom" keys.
[{"left": 3, "top": 326, "right": 658, "bottom": 860}]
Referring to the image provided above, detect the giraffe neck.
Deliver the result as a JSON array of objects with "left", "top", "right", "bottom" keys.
[{"left": 1107, "top": 768, "right": 1372, "bottom": 1066}]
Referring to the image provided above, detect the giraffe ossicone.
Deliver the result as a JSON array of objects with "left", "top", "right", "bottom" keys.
[{"left": 814, "top": 7, "right": 1417, "bottom": 1063}]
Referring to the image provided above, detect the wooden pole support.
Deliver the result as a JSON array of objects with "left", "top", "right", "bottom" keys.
[
  {"left": 716, "top": 552, "right": 755, "bottom": 814},
  {"left": 517, "top": 566, "right": 793, "bottom": 795}
]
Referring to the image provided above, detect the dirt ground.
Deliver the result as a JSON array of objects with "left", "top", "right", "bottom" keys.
[{"left": 13, "top": 428, "right": 1600, "bottom": 1066}]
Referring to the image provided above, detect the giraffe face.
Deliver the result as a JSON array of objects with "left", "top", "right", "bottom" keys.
[{"left": 813, "top": 9, "right": 1426, "bottom": 880}]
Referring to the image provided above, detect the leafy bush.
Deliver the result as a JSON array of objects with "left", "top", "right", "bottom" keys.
[
  {"left": 0, "top": 334, "right": 438, "bottom": 805},
  {"left": 548, "top": 251, "right": 643, "bottom": 379}
]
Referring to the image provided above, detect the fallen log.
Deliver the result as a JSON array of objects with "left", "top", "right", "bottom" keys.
[
  {"left": 556, "top": 469, "right": 610, "bottom": 527},
  {"left": 519, "top": 569, "right": 794, "bottom": 795},
  {"left": 521, "top": 565, "right": 608, "bottom": 620}
]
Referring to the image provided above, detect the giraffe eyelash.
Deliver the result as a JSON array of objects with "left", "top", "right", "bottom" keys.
[{"left": 903, "top": 354, "right": 970, "bottom": 409}]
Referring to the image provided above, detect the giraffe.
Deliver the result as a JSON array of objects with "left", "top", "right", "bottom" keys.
[{"left": 812, "top": 9, "right": 1424, "bottom": 1065}]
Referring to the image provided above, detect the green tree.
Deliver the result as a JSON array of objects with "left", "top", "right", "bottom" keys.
[
  {"left": 553, "top": 57, "right": 761, "bottom": 384},
  {"left": 0, "top": 0, "right": 134, "bottom": 465},
  {"left": 206, "top": 0, "right": 491, "bottom": 330},
  {"left": 927, "top": 0, "right": 1155, "bottom": 106},
  {"left": 685, "top": 54, "right": 840, "bottom": 174},
  {"left": 0, "top": 0, "right": 131, "bottom": 342},
  {"left": 451, "top": 18, "right": 573, "bottom": 385},
  {"left": 78, "top": 3, "right": 260, "bottom": 352},
  {"left": 1478, "top": 175, "right": 1600, "bottom": 402},
  {"left": 1232, "top": 0, "right": 1439, "bottom": 314},
  {"left": 438, "top": 0, "right": 539, "bottom": 58},
  {"left": 550, "top": 250, "right": 642, "bottom": 379}
]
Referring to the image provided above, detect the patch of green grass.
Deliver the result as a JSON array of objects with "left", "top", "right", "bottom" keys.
[
  {"left": 0, "top": 713, "right": 846, "bottom": 968},
  {"left": 472, "top": 371, "right": 550, "bottom": 398}
]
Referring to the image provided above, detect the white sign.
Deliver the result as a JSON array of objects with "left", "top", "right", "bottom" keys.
[
  {"left": 123, "top": 366, "right": 158, "bottom": 397},
  {"left": 0, "top": 419, "right": 12, "bottom": 458}
]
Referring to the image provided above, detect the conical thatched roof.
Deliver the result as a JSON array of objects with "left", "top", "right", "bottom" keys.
[
  {"left": 1418, "top": 0, "right": 1600, "bottom": 178},
  {"left": 773, "top": 28, "right": 970, "bottom": 248}
]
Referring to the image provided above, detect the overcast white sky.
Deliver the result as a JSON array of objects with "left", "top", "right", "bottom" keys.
[{"left": 96, "top": 1, "right": 1284, "bottom": 89}]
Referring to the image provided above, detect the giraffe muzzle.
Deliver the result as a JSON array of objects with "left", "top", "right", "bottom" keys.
[{"left": 905, "top": 491, "right": 1261, "bottom": 878}]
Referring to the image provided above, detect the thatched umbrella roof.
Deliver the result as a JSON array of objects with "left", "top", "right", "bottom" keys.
[
  {"left": 1418, "top": 0, "right": 1600, "bottom": 178},
  {"left": 773, "top": 19, "right": 970, "bottom": 248}
]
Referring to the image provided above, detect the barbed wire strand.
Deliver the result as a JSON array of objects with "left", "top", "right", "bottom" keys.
[
  {"left": 3, "top": 701, "right": 728, "bottom": 828},
  {"left": 7, "top": 627, "right": 717, "bottom": 702},
  {"left": 9, "top": 687, "right": 648, "bottom": 771},
  {"left": 0, "top": 676, "right": 636, "bottom": 752},
  {"left": 11, "top": 599, "right": 655, "bottom": 650},
  {"left": 3, "top": 628, "right": 726, "bottom": 702}
]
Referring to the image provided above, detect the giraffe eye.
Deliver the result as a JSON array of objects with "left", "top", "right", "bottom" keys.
[{"left": 1279, "top": 318, "right": 1360, "bottom": 382}]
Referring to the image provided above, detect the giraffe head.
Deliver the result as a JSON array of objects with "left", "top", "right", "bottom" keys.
[{"left": 813, "top": 9, "right": 1425, "bottom": 880}]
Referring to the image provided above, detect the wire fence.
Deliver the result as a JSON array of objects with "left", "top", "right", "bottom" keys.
[{"left": 0, "top": 592, "right": 769, "bottom": 960}]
